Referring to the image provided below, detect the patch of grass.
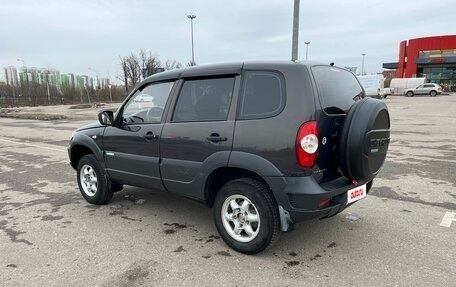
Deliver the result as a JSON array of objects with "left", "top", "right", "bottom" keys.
[
  {"left": 69, "top": 104, "right": 92, "bottom": 109},
  {"left": 0, "top": 112, "right": 66, "bottom": 121}
]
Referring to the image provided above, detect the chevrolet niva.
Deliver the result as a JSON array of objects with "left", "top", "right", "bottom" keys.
[{"left": 68, "top": 61, "right": 390, "bottom": 254}]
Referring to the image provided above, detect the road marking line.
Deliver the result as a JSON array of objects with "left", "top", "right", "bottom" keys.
[
  {"left": 440, "top": 212, "right": 456, "bottom": 227},
  {"left": 0, "top": 138, "right": 67, "bottom": 153}
]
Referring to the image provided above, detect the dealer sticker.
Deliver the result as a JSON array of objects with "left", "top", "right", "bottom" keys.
[{"left": 346, "top": 184, "right": 367, "bottom": 204}]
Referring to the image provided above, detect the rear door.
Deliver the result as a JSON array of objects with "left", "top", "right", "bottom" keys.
[
  {"left": 311, "top": 66, "right": 364, "bottom": 183},
  {"left": 102, "top": 81, "right": 175, "bottom": 189},
  {"left": 160, "top": 75, "right": 239, "bottom": 200},
  {"left": 423, "top": 84, "right": 435, "bottom": 94}
]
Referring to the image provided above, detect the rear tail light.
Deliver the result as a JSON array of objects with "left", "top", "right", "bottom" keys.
[{"left": 296, "top": 121, "right": 319, "bottom": 168}]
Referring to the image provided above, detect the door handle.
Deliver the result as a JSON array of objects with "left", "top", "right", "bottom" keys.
[
  {"left": 144, "top": 131, "right": 159, "bottom": 140},
  {"left": 207, "top": 133, "right": 227, "bottom": 143}
]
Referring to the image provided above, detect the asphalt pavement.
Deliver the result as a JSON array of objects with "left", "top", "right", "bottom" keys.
[{"left": 0, "top": 96, "right": 455, "bottom": 286}]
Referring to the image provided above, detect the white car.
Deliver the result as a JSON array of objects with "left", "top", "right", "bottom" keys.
[
  {"left": 134, "top": 94, "right": 154, "bottom": 102},
  {"left": 405, "top": 83, "right": 443, "bottom": 97}
]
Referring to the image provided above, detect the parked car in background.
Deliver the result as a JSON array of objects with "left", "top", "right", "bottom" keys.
[
  {"left": 134, "top": 94, "right": 154, "bottom": 102},
  {"left": 357, "top": 74, "right": 385, "bottom": 99},
  {"left": 405, "top": 83, "right": 443, "bottom": 97},
  {"left": 390, "top": 77, "right": 426, "bottom": 95}
]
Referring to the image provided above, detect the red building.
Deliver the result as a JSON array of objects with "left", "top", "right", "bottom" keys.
[{"left": 394, "top": 35, "right": 456, "bottom": 91}]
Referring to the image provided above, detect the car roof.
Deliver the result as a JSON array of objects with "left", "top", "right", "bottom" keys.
[{"left": 142, "top": 60, "right": 327, "bottom": 84}]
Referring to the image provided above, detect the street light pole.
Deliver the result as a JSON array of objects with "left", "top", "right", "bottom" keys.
[
  {"left": 304, "top": 41, "right": 310, "bottom": 60},
  {"left": 361, "top": 53, "right": 366, "bottom": 75},
  {"left": 291, "top": 0, "right": 300, "bottom": 62},
  {"left": 88, "top": 67, "right": 99, "bottom": 89},
  {"left": 187, "top": 14, "right": 196, "bottom": 65},
  {"left": 108, "top": 84, "right": 112, "bottom": 102},
  {"left": 17, "top": 58, "right": 28, "bottom": 96}
]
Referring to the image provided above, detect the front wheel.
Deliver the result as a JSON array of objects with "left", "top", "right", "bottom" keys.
[
  {"left": 406, "top": 91, "right": 414, "bottom": 97},
  {"left": 213, "top": 178, "right": 279, "bottom": 254},
  {"left": 77, "top": 154, "right": 113, "bottom": 205}
]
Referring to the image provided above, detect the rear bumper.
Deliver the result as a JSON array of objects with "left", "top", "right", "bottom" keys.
[{"left": 266, "top": 176, "right": 372, "bottom": 229}]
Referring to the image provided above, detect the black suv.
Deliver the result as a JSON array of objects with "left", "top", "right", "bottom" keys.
[{"left": 68, "top": 61, "right": 390, "bottom": 254}]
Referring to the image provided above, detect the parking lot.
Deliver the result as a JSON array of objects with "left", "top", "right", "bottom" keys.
[{"left": 1, "top": 95, "right": 455, "bottom": 286}]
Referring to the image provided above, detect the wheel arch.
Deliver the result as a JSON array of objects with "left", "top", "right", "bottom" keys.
[
  {"left": 204, "top": 166, "right": 269, "bottom": 207},
  {"left": 69, "top": 135, "right": 104, "bottom": 170},
  {"left": 204, "top": 151, "right": 287, "bottom": 207}
]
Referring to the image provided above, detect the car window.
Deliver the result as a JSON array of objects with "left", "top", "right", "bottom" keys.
[
  {"left": 424, "top": 84, "right": 434, "bottom": 88},
  {"left": 312, "top": 66, "right": 363, "bottom": 113},
  {"left": 238, "top": 71, "right": 285, "bottom": 120},
  {"left": 172, "top": 77, "right": 235, "bottom": 122},
  {"left": 416, "top": 85, "right": 424, "bottom": 89},
  {"left": 122, "top": 81, "right": 175, "bottom": 124}
]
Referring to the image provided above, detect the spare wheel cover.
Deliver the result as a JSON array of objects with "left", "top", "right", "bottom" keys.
[{"left": 339, "top": 98, "right": 390, "bottom": 182}]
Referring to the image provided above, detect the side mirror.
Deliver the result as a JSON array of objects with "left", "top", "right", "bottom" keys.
[{"left": 98, "top": 110, "right": 114, "bottom": 126}]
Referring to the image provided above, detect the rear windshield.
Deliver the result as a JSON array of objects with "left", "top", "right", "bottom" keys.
[{"left": 312, "top": 66, "right": 363, "bottom": 113}]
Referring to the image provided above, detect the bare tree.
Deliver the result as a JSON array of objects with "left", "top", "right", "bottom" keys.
[
  {"left": 119, "top": 56, "right": 129, "bottom": 92},
  {"left": 119, "top": 50, "right": 164, "bottom": 93},
  {"left": 139, "top": 49, "right": 162, "bottom": 79},
  {"left": 119, "top": 53, "right": 141, "bottom": 92},
  {"left": 186, "top": 61, "right": 197, "bottom": 67},
  {"left": 164, "top": 59, "right": 183, "bottom": 71},
  {"left": 126, "top": 53, "right": 141, "bottom": 87}
]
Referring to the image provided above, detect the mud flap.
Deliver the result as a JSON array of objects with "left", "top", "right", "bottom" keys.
[{"left": 278, "top": 205, "right": 294, "bottom": 232}]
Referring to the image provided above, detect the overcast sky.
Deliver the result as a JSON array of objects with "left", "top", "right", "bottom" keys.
[{"left": 1, "top": 0, "right": 454, "bottom": 83}]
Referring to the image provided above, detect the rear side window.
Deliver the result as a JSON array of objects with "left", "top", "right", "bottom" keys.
[
  {"left": 238, "top": 71, "right": 285, "bottom": 120},
  {"left": 312, "top": 66, "right": 363, "bottom": 113},
  {"left": 172, "top": 77, "right": 235, "bottom": 122}
]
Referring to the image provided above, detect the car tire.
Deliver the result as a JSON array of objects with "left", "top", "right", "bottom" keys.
[
  {"left": 213, "top": 178, "right": 279, "bottom": 254},
  {"left": 77, "top": 154, "right": 113, "bottom": 205},
  {"left": 406, "top": 91, "right": 414, "bottom": 97},
  {"left": 430, "top": 90, "right": 437, "bottom": 97},
  {"left": 339, "top": 98, "right": 390, "bottom": 182}
]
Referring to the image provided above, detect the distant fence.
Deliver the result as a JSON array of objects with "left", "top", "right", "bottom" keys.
[{"left": 0, "top": 85, "right": 127, "bottom": 107}]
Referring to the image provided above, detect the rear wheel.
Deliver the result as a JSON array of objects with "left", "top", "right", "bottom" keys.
[
  {"left": 214, "top": 178, "right": 279, "bottom": 254},
  {"left": 430, "top": 90, "right": 437, "bottom": 97},
  {"left": 406, "top": 91, "right": 414, "bottom": 97},
  {"left": 77, "top": 154, "right": 113, "bottom": 205}
]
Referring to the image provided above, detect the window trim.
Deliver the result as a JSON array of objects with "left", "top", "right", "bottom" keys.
[{"left": 237, "top": 70, "right": 286, "bottom": 120}]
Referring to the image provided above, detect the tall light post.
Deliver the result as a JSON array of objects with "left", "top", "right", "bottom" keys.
[
  {"left": 304, "top": 41, "right": 310, "bottom": 60},
  {"left": 187, "top": 14, "right": 196, "bottom": 65},
  {"left": 108, "top": 84, "right": 112, "bottom": 102},
  {"left": 18, "top": 58, "right": 35, "bottom": 105},
  {"left": 17, "top": 58, "right": 26, "bottom": 72},
  {"left": 88, "top": 67, "right": 99, "bottom": 89},
  {"left": 17, "top": 58, "right": 28, "bottom": 90},
  {"left": 361, "top": 53, "right": 366, "bottom": 75},
  {"left": 291, "top": 0, "right": 300, "bottom": 62}
]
